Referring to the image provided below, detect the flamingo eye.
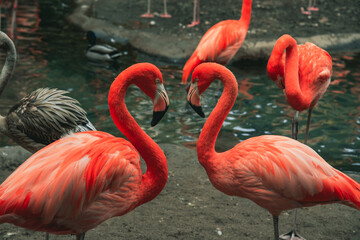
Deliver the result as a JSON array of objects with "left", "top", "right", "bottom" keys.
[{"left": 155, "top": 78, "right": 161, "bottom": 84}]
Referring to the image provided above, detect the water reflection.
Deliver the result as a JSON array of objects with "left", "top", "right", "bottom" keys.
[{"left": 0, "top": 0, "right": 358, "bottom": 172}]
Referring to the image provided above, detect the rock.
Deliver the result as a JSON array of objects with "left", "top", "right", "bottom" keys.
[{"left": 0, "top": 146, "right": 31, "bottom": 171}]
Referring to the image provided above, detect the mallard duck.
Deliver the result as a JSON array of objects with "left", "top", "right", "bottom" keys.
[{"left": 85, "top": 31, "right": 122, "bottom": 62}]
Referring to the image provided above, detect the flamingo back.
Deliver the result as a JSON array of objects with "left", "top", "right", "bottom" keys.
[
  {"left": 182, "top": 20, "right": 247, "bottom": 84},
  {"left": 297, "top": 43, "right": 332, "bottom": 108},
  {"left": 196, "top": 20, "right": 247, "bottom": 64},
  {"left": 205, "top": 135, "right": 360, "bottom": 216},
  {"left": 0, "top": 131, "right": 142, "bottom": 234}
]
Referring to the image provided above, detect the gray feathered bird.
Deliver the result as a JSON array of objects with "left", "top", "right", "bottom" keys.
[{"left": 0, "top": 31, "right": 96, "bottom": 154}]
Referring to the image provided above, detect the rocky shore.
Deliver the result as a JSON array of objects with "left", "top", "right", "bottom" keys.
[{"left": 67, "top": 0, "right": 360, "bottom": 62}]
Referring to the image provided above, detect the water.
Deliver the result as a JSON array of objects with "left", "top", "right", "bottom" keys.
[{"left": 0, "top": 0, "right": 359, "bottom": 172}]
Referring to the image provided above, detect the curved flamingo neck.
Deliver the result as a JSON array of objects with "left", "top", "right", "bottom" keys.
[
  {"left": 267, "top": 43, "right": 284, "bottom": 82},
  {"left": 108, "top": 67, "right": 167, "bottom": 205},
  {"left": 272, "top": 35, "right": 311, "bottom": 110},
  {"left": 0, "top": 32, "right": 16, "bottom": 96},
  {"left": 197, "top": 65, "right": 238, "bottom": 166},
  {"left": 239, "top": 0, "right": 252, "bottom": 30}
]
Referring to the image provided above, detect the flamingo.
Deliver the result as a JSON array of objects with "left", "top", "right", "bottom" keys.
[
  {"left": 267, "top": 34, "right": 332, "bottom": 240},
  {"left": 0, "top": 63, "right": 169, "bottom": 239},
  {"left": 140, "top": 0, "right": 171, "bottom": 18},
  {"left": 187, "top": 0, "right": 200, "bottom": 27},
  {"left": 186, "top": 62, "right": 360, "bottom": 240},
  {"left": 0, "top": 31, "right": 96, "bottom": 154},
  {"left": 182, "top": 0, "right": 252, "bottom": 84},
  {"left": 267, "top": 34, "right": 332, "bottom": 143}
]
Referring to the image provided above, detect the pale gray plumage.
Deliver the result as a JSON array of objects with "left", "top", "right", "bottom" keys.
[{"left": 0, "top": 31, "right": 96, "bottom": 154}]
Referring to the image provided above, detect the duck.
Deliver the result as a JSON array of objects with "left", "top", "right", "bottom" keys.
[{"left": 85, "top": 31, "right": 122, "bottom": 62}]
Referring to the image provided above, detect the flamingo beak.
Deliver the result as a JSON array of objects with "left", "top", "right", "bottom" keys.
[
  {"left": 186, "top": 83, "right": 191, "bottom": 93},
  {"left": 151, "top": 83, "right": 169, "bottom": 126},
  {"left": 187, "top": 82, "right": 205, "bottom": 118}
]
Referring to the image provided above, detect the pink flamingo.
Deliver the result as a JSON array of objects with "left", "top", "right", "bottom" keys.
[
  {"left": 182, "top": 0, "right": 252, "bottom": 84},
  {"left": 187, "top": 0, "right": 200, "bottom": 27},
  {"left": 141, "top": 0, "right": 171, "bottom": 18},
  {"left": 0, "top": 63, "right": 169, "bottom": 240},
  {"left": 267, "top": 34, "right": 332, "bottom": 143},
  {"left": 186, "top": 62, "right": 360, "bottom": 240}
]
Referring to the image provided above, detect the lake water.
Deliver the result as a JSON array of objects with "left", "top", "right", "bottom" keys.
[{"left": 0, "top": 0, "right": 359, "bottom": 172}]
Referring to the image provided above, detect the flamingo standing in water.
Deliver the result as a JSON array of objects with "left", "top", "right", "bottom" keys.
[
  {"left": 141, "top": 0, "right": 171, "bottom": 18},
  {"left": 267, "top": 34, "right": 332, "bottom": 240},
  {"left": 186, "top": 62, "right": 360, "bottom": 240},
  {"left": 267, "top": 34, "right": 332, "bottom": 143},
  {"left": 0, "top": 31, "right": 95, "bottom": 154},
  {"left": 182, "top": 0, "right": 252, "bottom": 84},
  {"left": 0, "top": 63, "right": 169, "bottom": 240}
]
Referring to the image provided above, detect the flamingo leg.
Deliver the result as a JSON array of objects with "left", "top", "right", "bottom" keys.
[
  {"left": 301, "top": 0, "right": 311, "bottom": 15},
  {"left": 76, "top": 233, "right": 85, "bottom": 240},
  {"left": 273, "top": 215, "right": 279, "bottom": 240},
  {"left": 92, "top": 0, "right": 97, "bottom": 17},
  {"left": 279, "top": 210, "right": 306, "bottom": 240},
  {"left": 140, "top": 0, "right": 154, "bottom": 18},
  {"left": 291, "top": 111, "right": 299, "bottom": 140},
  {"left": 187, "top": 0, "right": 200, "bottom": 27},
  {"left": 308, "top": 0, "right": 319, "bottom": 11},
  {"left": 160, "top": 0, "right": 171, "bottom": 18},
  {"left": 281, "top": 110, "right": 307, "bottom": 240},
  {"left": 304, "top": 108, "right": 312, "bottom": 144}
]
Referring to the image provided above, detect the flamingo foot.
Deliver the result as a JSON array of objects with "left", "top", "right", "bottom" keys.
[
  {"left": 160, "top": 13, "right": 172, "bottom": 18},
  {"left": 280, "top": 230, "right": 306, "bottom": 240},
  {"left": 307, "top": 6, "right": 319, "bottom": 11},
  {"left": 187, "top": 20, "right": 200, "bottom": 27},
  {"left": 140, "top": 12, "right": 154, "bottom": 18},
  {"left": 300, "top": 7, "right": 311, "bottom": 15}
]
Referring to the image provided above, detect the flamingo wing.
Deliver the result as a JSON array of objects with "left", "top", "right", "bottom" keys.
[
  {"left": 297, "top": 43, "right": 332, "bottom": 106},
  {"left": 196, "top": 20, "right": 247, "bottom": 64},
  {"left": 227, "top": 135, "right": 360, "bottom": 214},
  {"left": 0, "top": 131, "right": 142, "bottom": 234}
]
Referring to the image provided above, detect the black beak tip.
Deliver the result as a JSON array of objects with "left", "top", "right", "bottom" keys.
[
  {"left": 186, "top": 83, "right": 191, "bottom": 93},
  {"left": 151, "top": 106, "right": 169, "bottom": 127},
  {"left": 188, "top": 102, "right": 205, "bottom": 118}
]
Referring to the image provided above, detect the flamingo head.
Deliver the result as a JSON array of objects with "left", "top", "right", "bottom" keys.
[
  {"left": 151, "top": 79, "right": 170, "bottom": 126},
  {"left": 131, "top": 63, "right": 170, "bottom": 126},
  {"left": 187, "top": 63, "right": 228, "bottom": 118},
  {"left": 267, "top": 57, "right": 285, "bottom": 89},
  {"left": 187, "top": 79, "right": 205, "bottom": 118}
]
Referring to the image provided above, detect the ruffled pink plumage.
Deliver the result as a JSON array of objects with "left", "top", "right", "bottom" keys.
[
  {"left": 211, "top": 135, "right": 360, "bottom": 216},
  {"left": 0, "top": 131, "right": 141, "bottom": 234}
]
